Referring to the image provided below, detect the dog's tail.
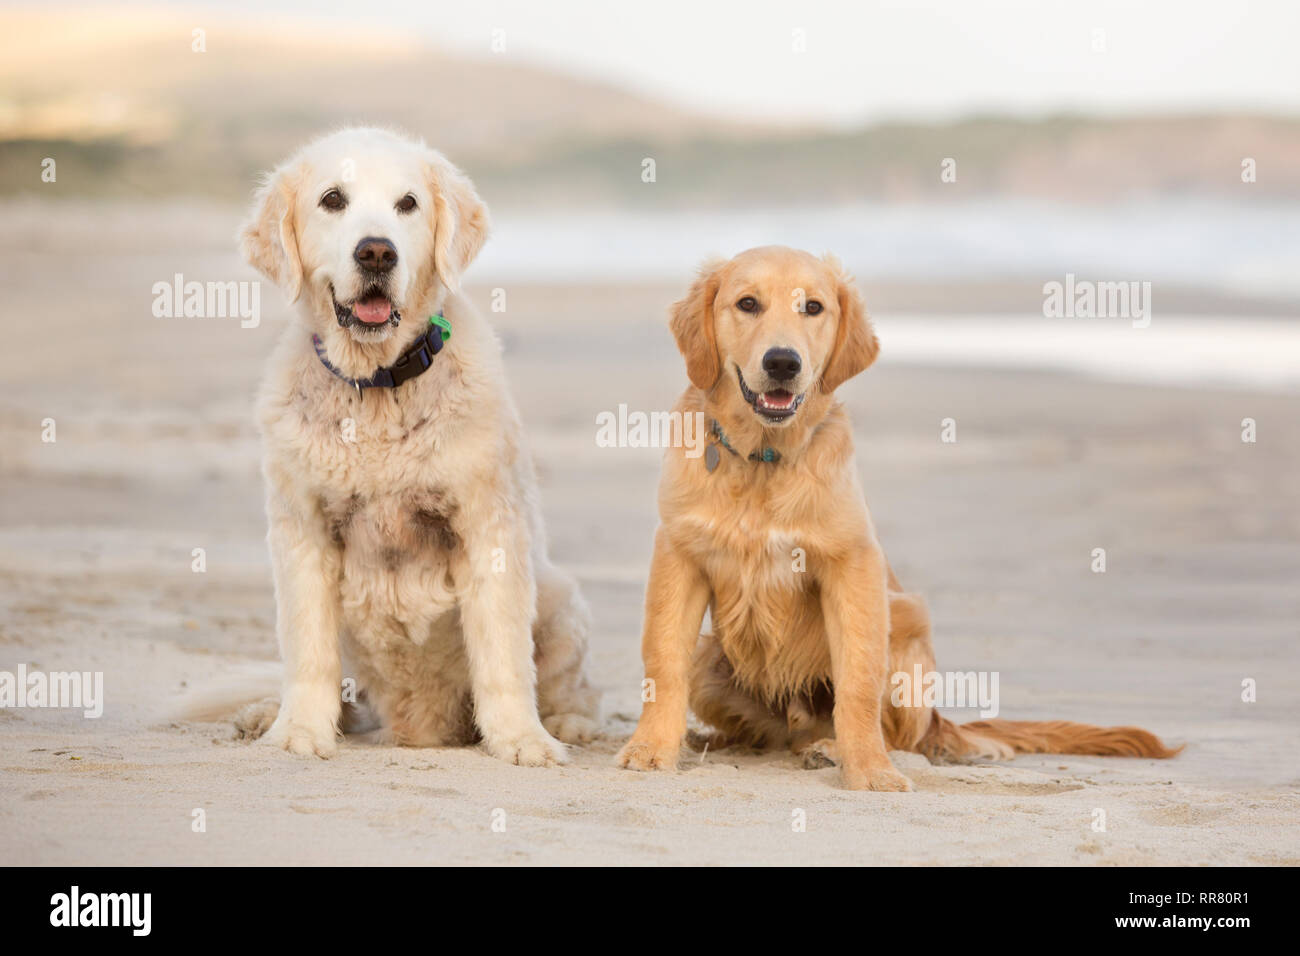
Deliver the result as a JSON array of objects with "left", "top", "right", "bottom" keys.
[
  {"left": 917, "top": 712, "right": 1183, "bottom": 761},
  {"left": 167, "top": 660, "right": 282, "bottom": 723}
]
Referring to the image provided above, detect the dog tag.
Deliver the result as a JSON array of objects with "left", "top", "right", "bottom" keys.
[{"left": 705, "top": 444, "right": 720, "bottom": 472}]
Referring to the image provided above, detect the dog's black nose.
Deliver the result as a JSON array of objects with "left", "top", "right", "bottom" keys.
[
  {"left": 354, "top": 237, "right": 398, "bottom": 274},
  {"left": 762, "top": 347, "right": 802, "bottom": 382}
]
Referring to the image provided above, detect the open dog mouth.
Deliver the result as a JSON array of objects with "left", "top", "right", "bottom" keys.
[
  {"left": 331, "top": 284, "right": 401, "bottom": 332},
  {"left": 736, "top": 367, "right": 804, "bottom": 422}
]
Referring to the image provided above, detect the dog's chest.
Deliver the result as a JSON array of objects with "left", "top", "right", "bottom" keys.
[
  {"left": 683, "top": 488, "right": 812, "bottom": 609},
  {"left": 680, "top": 479, "right": 808, "bottom": 582},
  {"left": 275, "top": 382, "right": 469, "bottom": 632},
  {"left": 286, "top": 387, "right": 462, "bottom": 555},
  {"left": 320, "top": 486, "right": 465, "bottom": 646},
  {"left": 320, "top": 488, "right": 460, "bottom": 562},
  {"left": 671, "top": 475, "right": 836, "bottom": 690},
  {"left": 281, "top": 380, "right": 448, "bottom": 487}
]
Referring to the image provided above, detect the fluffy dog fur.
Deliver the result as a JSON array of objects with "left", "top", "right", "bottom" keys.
[
  {"left": 236, "top": 127, "right": 598, "bottom": 765},
  {"left": 616, "top": 246, "right": 1179, "bottom": 790}
]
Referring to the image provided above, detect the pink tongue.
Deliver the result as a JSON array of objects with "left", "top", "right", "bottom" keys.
[{"left": 353, "top": 297, "right": 392, "bottom": 325}]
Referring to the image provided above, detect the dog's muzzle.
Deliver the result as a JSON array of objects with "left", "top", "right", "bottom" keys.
[
  {"left": 332, "top": 284, "right": 401, "bottom": 331},
  {"left": 737, "top": 366, "right": 805, "bottom": 422}
]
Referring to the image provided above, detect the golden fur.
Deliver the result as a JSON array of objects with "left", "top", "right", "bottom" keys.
[{"left": 617, "top": 246, "right": 1179, "bottom": 790}]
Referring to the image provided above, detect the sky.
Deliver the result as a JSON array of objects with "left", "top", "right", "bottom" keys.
[{"left": 187, "top": 0, "right": 1300, "bottom": 126}]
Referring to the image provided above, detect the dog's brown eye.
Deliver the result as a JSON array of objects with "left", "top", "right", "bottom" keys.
[
  {"left": 396, "top": 194, "right": 417, "bottom": 214},
  {"left": 805, "top": 300, "right": 823, "bottom": 315},
  {"left": 319, "top": 188, "right": 346, "bottom": 211},
  {"left": 737, "top": 296, "right": 759, "bottom": 313}
]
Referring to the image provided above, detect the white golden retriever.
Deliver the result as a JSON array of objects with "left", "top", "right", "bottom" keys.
[{"left": 235, "top": 127, "right": 599, "bottom": 765}]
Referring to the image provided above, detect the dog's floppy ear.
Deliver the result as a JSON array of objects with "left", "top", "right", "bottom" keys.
[
  {"left": 669, "top": 260, "right": 724, "bottom": 391},
  {"left": 427, "top": 152, "right": 490, "bottom": 293},
  {"left": 239, "top": 163, "right": 304, "bottom": 304},
  {"left": 820, "top": 257, "right": 879, "bottom": 393}
]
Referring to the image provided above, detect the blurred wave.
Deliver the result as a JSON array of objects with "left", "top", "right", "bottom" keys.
[
  {"left": 477, "top": 198, "right": 1300, "bottom": 299},
  {"left": 877, "top": 315, "right": 1300, "bottom": 392}
]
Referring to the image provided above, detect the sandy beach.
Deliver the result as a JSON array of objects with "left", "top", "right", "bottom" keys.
[{"left": 0, "top": 200, "right": 1297, "bottom": 866}]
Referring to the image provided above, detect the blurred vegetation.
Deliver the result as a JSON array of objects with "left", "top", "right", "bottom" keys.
[
  {"left": 3, "top": 9, "right": 1299, "bottom": 208},
  {"left": 7, "top": 113, "right": 1300, "bottom": 210}
]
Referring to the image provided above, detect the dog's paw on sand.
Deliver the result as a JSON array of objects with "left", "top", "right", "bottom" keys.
[
  {"left": 233, "top": 697, "right": 279, "bottom": 740},
  {"left": 264, "top": 712, "right": 339, "bottom": 759},
  {"left": 543, "top": 712, "right": 600, "bottom": 745},
  {"left": 483, "top": 729, "right": 567, "bottom": 767},
  {"left": 803, "top": 749, "right": 837, "bottom": 769},
  {"left": 798, "top": 737, "right": 839, "bottom": 769},
  {"left": 616, "top": 738, "right": 680, "bottom": 771},
  {"left": 842, "top": 764, "right": 914, "bottom": 792}
]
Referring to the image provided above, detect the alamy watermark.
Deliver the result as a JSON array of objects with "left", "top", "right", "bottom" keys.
[
  {"left": 595, "top": 404, "right": 707, "bottom": 458},
  {"left": 152, "top": 273, "right": 260, "bottom": 328},
  {"left": 0, "top": 665, "right": 103, "bottom": 718},
  {"left": 50, "top": 886, "right": 150, "bottom": 936},
  {"left": 890, "top": 664, "right": 999, "bottom": 718},
  {"left": 1043, "top": 273, "right": 1151, "bottom": 328}
]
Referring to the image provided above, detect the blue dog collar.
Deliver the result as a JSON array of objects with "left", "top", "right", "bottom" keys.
[{"left": 312, "top": 315, "right": 450, "bottom": 396}]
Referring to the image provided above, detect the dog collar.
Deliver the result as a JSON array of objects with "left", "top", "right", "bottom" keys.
[
  {"left": 312, "top": 315, "right": 451, "bottom": 396},
  {"left": 709, "top": 419, "right": 781, "bottom": 466}
]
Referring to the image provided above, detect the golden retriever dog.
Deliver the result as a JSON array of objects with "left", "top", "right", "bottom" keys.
[
  {"left": 616, "top": 246, "right": 1178, "bottom": 790},
  {"left": 234, "top": 127, "right": 598, "bottom": 764}
]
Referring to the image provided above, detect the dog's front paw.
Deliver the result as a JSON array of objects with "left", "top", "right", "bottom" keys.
[
  {"left": 799, "top": 737, "right": 839, "bottom": 769},
  {"left": 616, "top": 734, "right": 681, "bottom": 771},
  {"left": 483, "top": 728, "right": 567, "bottom": 767},
  {"left": 234, "top": 697, "right": 280, "bottom": 740},
  {"left": 842, "top": 763, "right": 913, "bottom": 792},
  {"left": 264, "top": 709, "right": 338, "bottom": 759},
  {"left": 543, "top": 712, "right": 600, "bottom": 745}
]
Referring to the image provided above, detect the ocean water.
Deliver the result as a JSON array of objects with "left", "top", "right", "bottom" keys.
[
  {"left": 476, "top": 198, "right": 1300, "bottom": 299},
  {"left": 876, "top": 315, "right": 1300, "bottom": 392}
]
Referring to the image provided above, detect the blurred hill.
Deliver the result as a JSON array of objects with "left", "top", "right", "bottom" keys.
[
  {"left": 4, "top": 6, "right": 1300, "bottom": 209},
  {"left": 0, "top": 6, "right": 753, "bottom": 199}
]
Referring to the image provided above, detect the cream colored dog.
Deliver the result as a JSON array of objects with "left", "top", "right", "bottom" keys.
[{"left": 237, "top": 127, "right": 598, "bottom": 765}]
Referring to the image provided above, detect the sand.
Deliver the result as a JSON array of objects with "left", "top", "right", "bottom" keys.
[{"left": 1, "top": 202, "right": 1298, "bottom": 866}]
